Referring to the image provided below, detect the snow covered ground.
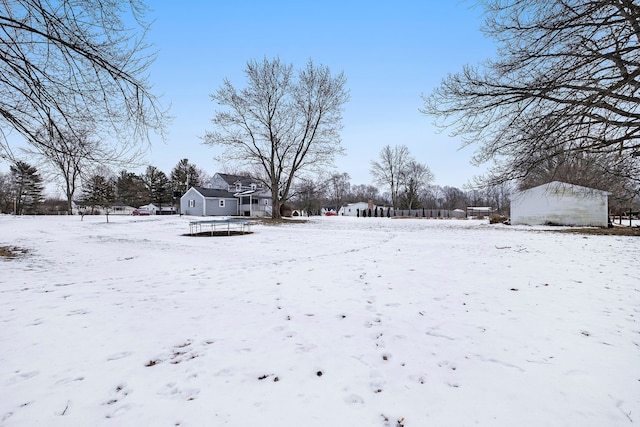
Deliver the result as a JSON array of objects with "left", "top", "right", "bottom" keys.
[{"left": 1, "top": 214, "right": 638, "bottom": 426}]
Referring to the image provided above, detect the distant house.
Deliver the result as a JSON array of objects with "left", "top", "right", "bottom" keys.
[
  {"left": 180, "top": 187, "right": 239, "bottom": 216},
  {"left": 139, "top": 203, "right": 158, "bottom": 215},
  {"left": 510, "top": 181, "right": 610, "bottom": 227},
  {"left": 338, "top": 202, "right": 372, "bottom": 217},
  {"left": 111, "top": 203, "right": 136, "bottom": 215}
]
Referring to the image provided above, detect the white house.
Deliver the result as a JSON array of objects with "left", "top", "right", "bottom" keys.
[
  {"left": 510, "top": 181, "right": 610, "bottom": 227},
  {"left": 337, "top": 201, "right": 384, "bottom": 217},
  {"left": 338, "top": 202, "right": 370, "bottom": 216}
]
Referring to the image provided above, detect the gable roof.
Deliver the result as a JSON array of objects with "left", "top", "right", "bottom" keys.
[
  {"left": 191, "top": 187, "right": 236, "bottom": 198},
  {"left": 216, "top": 173, "right": 257, "bottom": 187}
]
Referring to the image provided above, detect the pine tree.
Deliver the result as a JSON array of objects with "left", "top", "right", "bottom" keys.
[
  {"left": 10, "top": 161, "right": 44, "bottom": 215},
  {"left": 170, "top": 159, "right": 200, "bottom": 197},
  {"left": 116, "top": 170, "right": 148, "bottom": 207},
  {"left": 142, "top": 166, "right": 170, "bottom": 209},
  {"left": 81, "top": 173, "right": 116, "bottom": 220}
]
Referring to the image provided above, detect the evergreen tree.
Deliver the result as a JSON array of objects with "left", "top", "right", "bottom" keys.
[
  {"left": 116, "top": 170, "right": 148, "bottom": 207},
  {"left": 10, "top": 161, "right": 44, "bottom": 215},
  {"left": 81, "top": 173, "right": 116, "bottom": 221},
  {"left": 170, "top": 159, "right": 200, "bottom": 198},
  {"left": 142, "top": 166, "right": 170, "bottom": 209}
]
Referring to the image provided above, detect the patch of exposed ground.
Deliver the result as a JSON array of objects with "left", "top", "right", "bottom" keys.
[
  {"left": 551, "top": 226, "right": 640, "bottom": 236},
  {"left": 0, "top": 246, "right": 28, "bottom": 258}
]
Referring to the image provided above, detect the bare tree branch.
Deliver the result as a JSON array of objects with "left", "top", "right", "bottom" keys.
[
  {"left": 422, "top": 0, "right": 640, "bottom": 194},
  {"left": 204, "top": 57, "right": 349, "bottom": 218},
  {"left": 0, "top": 0, "right": 167, "bottom": 159}
]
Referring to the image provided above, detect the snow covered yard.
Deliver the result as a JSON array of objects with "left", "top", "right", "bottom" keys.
[{"left": 1, "top": 214, "right": 638, "bottom": 426}]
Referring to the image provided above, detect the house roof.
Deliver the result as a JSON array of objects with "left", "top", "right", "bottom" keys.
[
  {"left": 192, "top": 187, "right": 236, "bottom": 198},
  {"left": 216, "top": 173, "right": 257, "bottom": 187}
]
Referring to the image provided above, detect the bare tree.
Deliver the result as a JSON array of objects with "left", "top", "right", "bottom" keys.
[
  {"left": 27, "top": 127, "right": 101, "bottom": 214},
  {"left": 205, "top": 57, "right": 349, "bottom": 219},
  {"left": 325, "top": 172, "right": 351, "bottom": 212},
  {"left": 292, "top": 177, "right": 325, "bottom": 216},
  {"left": 0, "top": 0, "right": 166, "bottom": 159},
  {"left": 399, "top": 160, "right": 435, "bottom": 210},
  {"left": 421, "top": 185, "right": 443, "bottom": 210},
  {"left": 349, "top": 184, "right": 381, "bottom": 204},
  {"left": 441, "top": 186, "right": 467, "bottom": 210},
  {"left": 370, "top": 145, "right": 412, "bottom": 209},
  {"left": 422, "top": 0, "right": 640, "bottom": 186}
]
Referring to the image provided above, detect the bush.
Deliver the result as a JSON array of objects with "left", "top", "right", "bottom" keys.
[{"left": 489, "top": 214, "right": 508, "bottom": 224}]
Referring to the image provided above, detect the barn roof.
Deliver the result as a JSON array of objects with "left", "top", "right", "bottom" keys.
[{"left": 522, "top": 181, "right": 611, "bottom": 195}]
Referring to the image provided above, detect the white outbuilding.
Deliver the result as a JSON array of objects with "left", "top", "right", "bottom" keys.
[{"left": 510, "top": 181, "right": 610, "bottom": 227}]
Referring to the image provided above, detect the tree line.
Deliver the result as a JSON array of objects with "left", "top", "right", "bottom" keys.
[
  {"left": 0, "top": 159, "right": 203, "bottom": 215},
  {"left": 291, "top": 171, "right": 511, "bottom": 216}
]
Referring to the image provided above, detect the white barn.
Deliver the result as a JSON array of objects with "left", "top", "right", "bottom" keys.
[{"left": 510, "top": 181, "right": 610, "bottom": 227}]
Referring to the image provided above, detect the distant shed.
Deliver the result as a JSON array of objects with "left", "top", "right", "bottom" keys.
[{"left": 510, "top": 181, "right": 610, "bottom": 227}]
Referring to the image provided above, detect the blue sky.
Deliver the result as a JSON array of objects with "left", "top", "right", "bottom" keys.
[
  {"left": 142, "top": 0, "right": 497, "bottom": 188},
  {"left": 1, "top": 1, "right": 496, "bottom": 191}
]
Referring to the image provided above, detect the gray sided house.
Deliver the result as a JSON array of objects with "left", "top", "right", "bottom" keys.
[
  {"left": 510, "top": 181, "right": 610, "bottom": 227},
  {"left": 180, "top": 187, "right": 238, "bottom": 216},
  {"left": 207, "top": 173, "right": 272, "bottom": 217}
]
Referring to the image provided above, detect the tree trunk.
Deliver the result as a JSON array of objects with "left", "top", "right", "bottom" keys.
[{"left": 272, "top": 195, "right": 281, "bottom": 219}]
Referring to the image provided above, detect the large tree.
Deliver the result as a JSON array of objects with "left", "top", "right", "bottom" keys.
[
  {"left": 422, "top": 0, "right": 640, "bottom": 187},
  {"left": 205, "top": 57, "right": 349, "bottom": 219},
  {"left": 370, "top": 145, "right": 412, "bottom": 209},
  {"left": 116, "top": 170, "right": 148, "bottom": 208},
  {"left": 0, "top": 0, "right": 166, "bottom": 159}
]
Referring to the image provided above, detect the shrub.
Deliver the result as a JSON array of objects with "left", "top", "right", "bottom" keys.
[{"left": 489, "top": 214, "right": 507, "bottom": 224}]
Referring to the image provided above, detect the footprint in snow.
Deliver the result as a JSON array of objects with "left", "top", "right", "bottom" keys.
[
  {"left": 344, "top": 394, "right": 365, "bottom": 406},
  {"left": 107, "top": 351, "right": 132, "bottom": 361}
]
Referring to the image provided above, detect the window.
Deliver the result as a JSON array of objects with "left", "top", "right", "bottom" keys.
[
  {"left": 219, "top": 199, "right": 225, "bottom": 208},
  {"left": 188, "top": 200, "right": 195, "bottom": 208},
  {"left": 250, "top": 183, "right": 257, "bottom": 190}
]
